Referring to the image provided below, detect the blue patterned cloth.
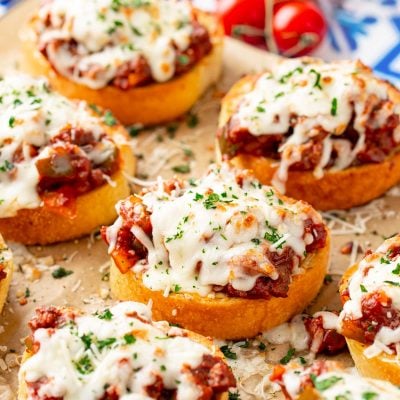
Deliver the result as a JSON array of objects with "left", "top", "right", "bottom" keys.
[
  {"left": 316, "top": 0, "right": 400, "bottom": 85},
  {"left": 4, "top": 0, "right": 400, "bottom": 85}
]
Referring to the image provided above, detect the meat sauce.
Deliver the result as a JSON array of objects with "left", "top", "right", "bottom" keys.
[{"left": 219, "top": 105, "right": 399, "bottom": 170}]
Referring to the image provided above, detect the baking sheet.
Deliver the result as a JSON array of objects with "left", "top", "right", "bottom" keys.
[{"left": 1, "top": 1, "right": 400, "bottom": 399}]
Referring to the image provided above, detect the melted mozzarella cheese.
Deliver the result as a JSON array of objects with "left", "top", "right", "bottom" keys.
[
  {"left": 282, "top": 367, "right": 400, "bottom": 399},
  {"left": 339, "top": 235, "right": 400, "bottom": 357},
  {"left": 20, "top": 302, "right": 216, "bottom": 400},
  {"left": 233, "top": 59, "right": 398, "bottom": 193},
  {"left": 0, "top": 75, "right": 118, "bottom": 218},
  {"left": 35, "top": 0, "right": 195, "bottom": 89},
  {"left": 108, "top": 164, "right": 324, "bottom": 296}
]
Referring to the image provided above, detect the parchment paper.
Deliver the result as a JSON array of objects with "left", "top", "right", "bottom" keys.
[{"left": 1, "top": 1, "right": 400, "bottom": 398}]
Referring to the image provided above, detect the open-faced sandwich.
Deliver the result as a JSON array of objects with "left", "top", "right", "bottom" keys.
[
  {"left": 339, "top": 234, "right": 400, "bottom": 385},
  {"left": 218, "top": 58, "right": 400, "bottom": 210},
  {"left": 102, "top": 163, "right": 330, "bottom": 339},
  {"left": 18, "top": 301, "right": 236, "bottom": 400},
  {"left": 21, "top": 0, "right": 223, "bottom": 126},
  {"left": 0, "top": 75, "right": 135, "bottom": 245},
  {"left": 0, "top": 234, "right": 13, "bottom": 313},
  {"left": 270, "top": 360, "right": 400, "bottom": 399}
]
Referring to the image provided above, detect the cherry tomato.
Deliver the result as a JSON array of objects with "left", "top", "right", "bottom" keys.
[{"left": 218, "top": 0, "right": 327, "bottom": 56}]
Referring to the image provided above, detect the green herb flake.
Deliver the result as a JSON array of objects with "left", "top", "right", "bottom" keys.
[
  {"left": 310, "top": 69, "right": 322, "bottom": 89},
  {"left": 186, "top": 112, "right": 199, "bottom": 128},
  {"left": 392, "top": 263, "right": 400, "bottom": 275},
  {"left": 97, "top": 337, "right": 117, "bottom": 350},
  {"left": 52, "top": 267, "right": 73, "bottom": 279},
  {"left": 331, "top": 98, "right": 338, "bottom": 116},
  {"left": 362, "top": 392, "right": 378, "bottom": 400},
  {"left": 172, "top": 164, "right": 191, "bottom": 174},
  {"left": 124, "top": 334, "right": 136, "bottom": 345},
  {"left": 98, "top": 309, "right": 114, "bottom": 320},
  {"left": 103, "top": 110, "right": 117, "bottom": 127},
  {"left": 228, "top": 391, "right": 241, "bottom": 400},
  {"left": 8, "top": 116, "right": 15, "bottom": 128},
  {"left": 178, "top": 54, "right": 190, "bottom": 65},
  {"left": 384, "top": 280, "right": 400, "bottom": 287},
  {"left": 279, "top": 348, "right": 295, "bottom": 364},
  {"left": 360, "top": 284, "right": 368, "bottom": 293},
  {"left": 311, "top": 374, "right": 343, "bottom": 391},
  {"left": 220, "top": 345, "right": 237, "bottom": 360},
  {"left": 75, "top": 355, "right": 94, "bottom": 375}
]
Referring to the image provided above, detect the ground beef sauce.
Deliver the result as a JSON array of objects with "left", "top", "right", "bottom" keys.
[
  {"left": 218, "top": 60, "right": 400, "bottom": 193},
  {"left": 35, "top": 127, "right": 119, "bottom": 210},
  {"left": 103, "top": 164, "right": 327, "bottom": 300},
  {"left": 23, "top": 303, "right": 236, "bottom": 400}
]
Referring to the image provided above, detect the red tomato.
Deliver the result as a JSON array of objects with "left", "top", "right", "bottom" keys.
[{"left": 218, "top": 0, "right": 327, "bottom": 56}]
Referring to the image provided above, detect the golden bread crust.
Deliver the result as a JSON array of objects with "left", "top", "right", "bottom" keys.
[
  {"left": 110, "top": 235, "right": 330, "bottom": 340},
  {"left": 0, "top": 144, "right": 135, "bottom": 245},
  {"left": 0, "top": 235, "right": 13, "bottom": 314},
  {"left": 20, "top": 11, "right": 224, "bottom": 126},
  {"left": 218, "top": 74, "right": 400, "bottom": 211},
  {"left": 346, "top": 338, "right": 400, "bottom": 386}
]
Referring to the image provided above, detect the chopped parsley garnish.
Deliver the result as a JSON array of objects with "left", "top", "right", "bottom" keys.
[
  {"left": 310, "top": 374, "right": 343, "bottom": 391},
  {"left": 124, "top": 334, "right": 136, "bottom": 344},
  {"left": 256, "top": 105, "right": 265, "bottom": 113},
  {"left": 131, "top": 25, "right": 143, "bottom": 36},
  {"left": 8, "top": 116, "right": 15, "bottom": 128},
  {"left": 97, "top": 337, "right": 117, "bottom": 350},
  {"left": 330, "top": 98, "right": 338, "bottom": 116},
  {"left": 128, "top": 125, "right": 142, "bottom": 137},
  {"left": 194, "top": 193, "right": 204, "bottom": 201},
  {"left": 251, "top": 238, "right": 261, "bottom": 245},
  {"left": 0, "top": 160, "right": 14, "bottom": 172},
  {"left": 98, "top": 309, "right": 113, "bottom": 320},
  {"left": 173, "top": 284, "right": 181, "bottom": 293},
  {"left": 228, "top": 391, "right": 241, "bottom": 400},
  {"left": 25, "top": 287, "right": 30, "bottom": 298},
  {"left": 203, "top": 193, "right": 221, "bottom": 209},
  {"left": 89, "top": 103, "right": 101, "bottom": 115},
  {"left": 103, "top": 110, "right": 117, "bottom": 127},
  {"left": 392, "top": 263, "right": 400, "bottom": 274},
  {"left": 177, "top": 54, "right": 190, "bottom": 65},
  {"left": 258, "top": 342, "right": 266, "bottom": 351},
  {"left": 183, "top": 148, "right": 194, "bottom": 158},
  {"left": 52, "top": 267, "right": 73, "bottom": 279},
  {"left": 186, "top": 112, "right": 199, "bottom": 128},
  {"left": 360, "top": 284, "right": 368, "bottom": 293},
  {"left": 264, "top": 221, "right": 284, "bottom": 247},
  {"left": 279, "top": 348, "right": 295, "bottom": 364},
  {"left": 75, "top": 355, "right": 94, "bottom": 375},
  {"left": 172, "top": 164, "right": 191, "bottom": 174},
  {"left": 279, "top": 67, "right": 303, "bottom": 84},
  {"left": 275, "top": 92, "right": 285, "bottom": 99},
  {"left": 310, "top": 69, "right": 322, "bottom": 89},
  {"left": 362, "top": 392, "right": 378, "bottom": 400},
  {"left": 80, "top": 334, "right": 93, "bottom": 350},
  {"left": 220, "top": 345, "right": 237, "bottom": 360},
  {"left": 384, "top": 280, "right": 400, "bottom": 287},
  {"left": 380, "top": 257, "right": 390, "bottom": 264}
]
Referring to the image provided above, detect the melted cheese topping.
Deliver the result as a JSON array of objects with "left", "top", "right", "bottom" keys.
[
  {"left": 20, "top": 302, "right": 218, "bottom": 400},
  {"left": 339, "top": 235, "right": 400, "bottom": 358},
  {"left": 107, "top": 163, "right": 324, "bottom": 296},
  {"left": 232, "top": 59, "right": 400, "bottom": 193},
  {"left": 0, "top": 75, "right": 119, "bottom": 218},
  {"left": 282, "top": 366, "right": 400, "bottom": 399},
  {"left": 35, "top": 0, "right": 196, "bottom": 89}
]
